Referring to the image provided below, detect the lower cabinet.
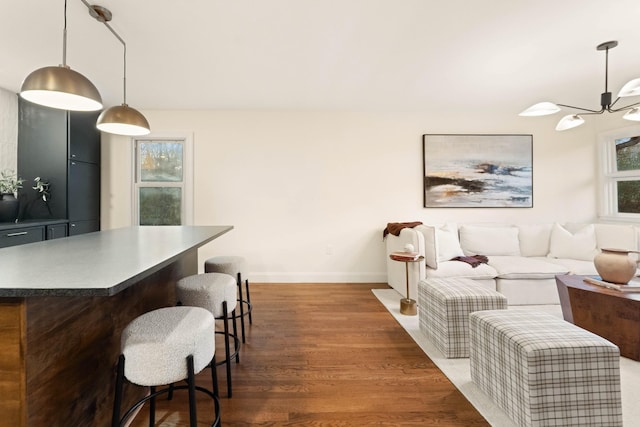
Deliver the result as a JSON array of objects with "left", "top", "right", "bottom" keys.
[
  {"left": 0, "top": 220, "right": 69, "bottom": 248},
  {"left": 69, "top": 220, "right": 99, "bottom": 236},
  {"left": 47, "top": 223, "right": 68, "bottom": 240},
  {"left": 0, "top": 226, "right": 45, "bottom": 248}
]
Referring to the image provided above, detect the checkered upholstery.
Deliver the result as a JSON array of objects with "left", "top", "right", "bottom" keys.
[
  {"left": 470, "top": 310, "right": 622, "bottom": 427},
  {"left": 418, "top": 277, "right": 507, "bottom": 358}
]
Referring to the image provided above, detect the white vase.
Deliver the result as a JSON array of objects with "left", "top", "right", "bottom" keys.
[{"left": 593, "top": 248, "right": 640, "bottom": 284}]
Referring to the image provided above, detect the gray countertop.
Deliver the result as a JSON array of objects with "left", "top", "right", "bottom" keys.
[{"left": 0, "top": 225, "right": 233, "bottom": 297}]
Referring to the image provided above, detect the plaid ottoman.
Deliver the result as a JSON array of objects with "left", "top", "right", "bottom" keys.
[
  {"left": 418, "top": 277, "right": 507, "bottom": 358},
  {"left": 470, "top": 310, "right": 622, "bottom": 427}
]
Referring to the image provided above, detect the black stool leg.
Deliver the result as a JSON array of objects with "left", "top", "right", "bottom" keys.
[
  {"left": 149, "top": 386, "right": 156, "bottom": 427},
  {"left": 187, "top": 355, "right": 198, "bottom": 427},
  {"left": 112, "top": 355, "right": 125, "bottom": 427},
  {"left": 223, "top": 301, "right": 233, "bottom": 398},
  {"left": 211, "top": 354, "right": 220, "bottom": 398},
  {"left": 237, "top": 272, "right": 246, "bottom": 343},
  {"left": 244, "top": 276, "right": 252, "bottom": 325},
  {"left": 232, "top": 308, "right": 240, "bottom": 363}
]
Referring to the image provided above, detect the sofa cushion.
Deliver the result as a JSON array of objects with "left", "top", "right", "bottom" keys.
[
  {"left": 594, "top": 223, "right": 638, "bottom": 251},
  {"left": 541, "top": 257, "right": 598, "bottom": 276},
  {"left": 426, "top": 260, "right": 498, "bottom": 280},
  {"left": 416, "top": 223, "right": 464, "bottom": 268},
  {"left": 548, "top": 223, "right": 597, "bottom": 261},
  {"left": 487, "top": 256, "right": 569, "bottom": 279},
  {"left": 517, "top": 224, "right": 552, "bottom": 257},
  {"left": 459, "top": 225, "right": 521, "bottom": 256}
]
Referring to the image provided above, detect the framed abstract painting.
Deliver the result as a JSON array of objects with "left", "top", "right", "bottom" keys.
[{"left": 422, "top": 134, "right": 533, "bottom": 208}]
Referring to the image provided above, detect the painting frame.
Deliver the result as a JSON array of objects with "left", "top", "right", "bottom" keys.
[{"left": 422, "top": 134, "right": 533, "bottom": 208}]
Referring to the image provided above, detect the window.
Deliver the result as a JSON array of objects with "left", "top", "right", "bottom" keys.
[
  {"left": 133, "top": 134, "right": 193, "bottom": 225},
  {"left": 599, "top": 126, "right": 640, "bottom": 220}
]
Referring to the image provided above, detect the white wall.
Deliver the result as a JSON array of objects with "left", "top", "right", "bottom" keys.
[
  {"left": 0, "top": 88, "right": 18, "bottom": 173},
  {"left": 101, "top": 110, "right": 599, "bottom": 282}
]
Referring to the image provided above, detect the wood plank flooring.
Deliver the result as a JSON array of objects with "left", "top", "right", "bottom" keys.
[{"left": 129, "top": 283, "right": 488, "bottom": 426}]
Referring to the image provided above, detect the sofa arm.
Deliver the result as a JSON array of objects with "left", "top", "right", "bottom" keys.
[{"left": 385, "top": 228, "right": 426, "bottom": 299}]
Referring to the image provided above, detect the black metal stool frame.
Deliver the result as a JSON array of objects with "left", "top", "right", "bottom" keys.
[
  {"left": 215, "top": 300, "right": 241, "bottom": 397},
  {"left": 234, "top": 272, "right": 253, "bottom": 343},
  {"left": 112, "top": 354, "right": 221, "bottom": 427}
]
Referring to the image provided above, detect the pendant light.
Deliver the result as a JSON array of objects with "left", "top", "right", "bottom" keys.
[
  {"left": 20, "top": 0, "right": 102, "bottom": 111},
  {"left": 519, "top": 41, "right": 640, "bottom": 131},
  {"left": 84, "top": 2, "right": 150, "bottom": 136}
]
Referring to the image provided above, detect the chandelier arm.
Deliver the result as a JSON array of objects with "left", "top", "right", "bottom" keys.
[
  {"left": 609, "top": 100, "right": 640, "bottom": 113},
  {"left": 555, "top": 103, "right": 604, "bottom": 114},
  {"left": 81, "top": 0, "right": 128, "bottom": 104}
]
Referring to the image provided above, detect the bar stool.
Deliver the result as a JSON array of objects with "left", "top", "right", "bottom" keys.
[
  {"left": 204, "top": 256, "right": 253, "bottom": 343},
  {"left": 176, "top": 272, "right": 240, "bottom": 397},
  {"left": 111, "top": 306, "right": 221, "bottom": 427}
]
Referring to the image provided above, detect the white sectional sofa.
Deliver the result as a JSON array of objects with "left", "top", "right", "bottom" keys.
[{"left": 385, "top": 222, "right": 640, "bottom": 305}]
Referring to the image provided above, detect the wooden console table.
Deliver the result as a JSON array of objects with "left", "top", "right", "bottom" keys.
[
  {"left": 0, "top": 225, "right": 232, "bottom": 427},
  {"left": 555, "top": 274, "right": 640, "bottom": 360}
]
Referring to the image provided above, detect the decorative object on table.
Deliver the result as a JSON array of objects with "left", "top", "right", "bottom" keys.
[
  {"left": 593, "top": 248, "right": 640, "bottom": 284},
  {"left": 0, "top": 170, "right": 24, "bottom": 223},
  {"left": 389, "top": 252, "right": 424, "bottom": 315},
  {"left": 519, "top": 41, "right": 640, "bottom": 131},
  {"left": 422, "top": 134, "right": 532, "bottom": 208},
  {"left": 583, "top": 276, "right": 640, "bottom": 292}
]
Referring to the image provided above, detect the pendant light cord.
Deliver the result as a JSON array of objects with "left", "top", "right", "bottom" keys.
[{"left": 62, "top": 0, "right": 67, "bottom": 66}]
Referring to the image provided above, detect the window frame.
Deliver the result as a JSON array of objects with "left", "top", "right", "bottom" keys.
[
  {"left": 598, "top": 124, "right": 640, "bottom": 222},
  {"left": 131, "top": 132, "right": 194, "bottom": 226}
]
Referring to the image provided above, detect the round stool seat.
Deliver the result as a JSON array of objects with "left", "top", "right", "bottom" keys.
[
  {"left": 121, "top": 306, "right": 215, "bottom": 387},
  {"left": 204, "top": 256, "right": 247, "bottom": 277},
  {"left": 176, "top": 273, "right": 238, "bottom": 316}
]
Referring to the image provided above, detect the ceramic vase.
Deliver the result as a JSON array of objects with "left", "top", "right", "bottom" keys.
[
  {"left": 0, "top": 193, "right": 19, "bottom": 223},
  {"left": 593, "top": 248, "right": 640, "bottom": 284}
]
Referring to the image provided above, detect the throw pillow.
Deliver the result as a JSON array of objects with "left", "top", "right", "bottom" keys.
[
  {"left": 517, "top": 224, "right": 553, "bottom": 257},
  {"left": 415, "top": 225, "right": 438, "bottom": 269},
  {"left": 415, "top": 223, "right": 464, "bottom": 268},
  {"left": 459, "top": 225, "right": 521, "bottom": 256},
  {"left": 548, "top": 223, "right": 598, "bottom": 261},
  {"left": 435, "top": 223, "right": 465, "bottom": 262}
]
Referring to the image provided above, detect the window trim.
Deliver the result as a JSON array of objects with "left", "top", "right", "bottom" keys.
[
  {"left": 131, "top": 132, "right": 194, "bottom": 225},
  {"left": 598, "top": 124, "right": 640, "bottom": 222}
]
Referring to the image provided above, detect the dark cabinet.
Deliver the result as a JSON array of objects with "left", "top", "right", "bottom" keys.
[
  {"left": 18, "top": 98, "right": 100, "bottom": 235},
  {"left": 46, "top": 223, "right": 68, "bottom": 240},
  {"left": 0, "top": 226, "right": 45, "bottom": 248},
  {"left": 0, "top": 220, "right": 68, "bottom": 248}
]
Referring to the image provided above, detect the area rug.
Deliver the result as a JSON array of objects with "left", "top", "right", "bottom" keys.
[{"left": 372, "top": 288, "right": 640, "bottom": 426}]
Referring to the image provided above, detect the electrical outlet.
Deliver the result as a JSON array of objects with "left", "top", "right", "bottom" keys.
[{"left": 326, "top": 244, "right": 334, "bottom": 255}]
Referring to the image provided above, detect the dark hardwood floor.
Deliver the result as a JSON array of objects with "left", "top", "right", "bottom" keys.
[{"left": 129, "top": 283, "right": 488, "bottom": 426}]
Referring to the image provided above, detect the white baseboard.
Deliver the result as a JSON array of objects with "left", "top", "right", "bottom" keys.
[{"left": 248, "top": 272, "right": 388, "bottom": 283}]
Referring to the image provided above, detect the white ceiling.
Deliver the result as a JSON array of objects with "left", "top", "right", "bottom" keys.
[{"left": 2, "top": 0, "right": 640, "bottom": 114}]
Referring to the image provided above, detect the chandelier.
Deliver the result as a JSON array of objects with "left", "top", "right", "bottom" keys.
[{"left": 519, "top": 41, "right": 640, "bottom": 131}]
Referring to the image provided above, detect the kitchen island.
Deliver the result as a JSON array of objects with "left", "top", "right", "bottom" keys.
[{"left": 0, "top": 225, "right": 232, "bottom": 427}]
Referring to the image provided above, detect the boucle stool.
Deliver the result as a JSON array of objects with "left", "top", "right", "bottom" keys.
[
  {"left": 111, "top": 306, "right": 221, "bottom": 427},
  {"left": 470, "top": 310, "right": 622, "bottom": 427},
  {"left": 205, "top": 256, "right": 253, "bottom": 343},
  {"left": 418, "top": 277, "right": 507, "bottom": 358},
  {"left": 176, "top": 272, "right": 240, "bottom": 398}
]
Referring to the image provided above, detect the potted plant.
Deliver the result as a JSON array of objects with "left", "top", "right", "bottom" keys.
[{"left": 0, "top": 169, "right": 24, "bottom": 222}]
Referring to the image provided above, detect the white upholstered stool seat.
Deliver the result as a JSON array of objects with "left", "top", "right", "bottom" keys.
[
  {"left": 176, "top": 272, "right": 240, "bottom": 398},
  {"left": 205, "top": 256, "right": 253, "bottom": 343},
  {"left": 122, "top": 306, "right": 215, "bottom": 386},
  {"left": 112, "top": 306, "right": 220, "bottom": 427}
]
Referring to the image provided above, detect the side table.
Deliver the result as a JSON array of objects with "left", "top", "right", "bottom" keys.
[{"left": 389, "top": 254, "right": 424, "bottom": 315}]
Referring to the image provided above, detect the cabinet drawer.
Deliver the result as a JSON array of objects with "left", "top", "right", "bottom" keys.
[{"left": 0, "top": 226, "right": 45, "bottom": 248}]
